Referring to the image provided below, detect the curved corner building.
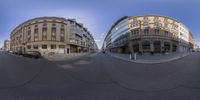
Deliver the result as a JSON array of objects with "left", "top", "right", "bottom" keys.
[
  {"left": 103, "top": 15, "right": 195, "bottom": 53},
  {"left": 10, "top": 17, "right": 97, "bottom": 55}
]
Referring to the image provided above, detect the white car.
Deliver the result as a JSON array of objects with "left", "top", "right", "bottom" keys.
[{"left": 9, "top": 50, "right": 13, "bottom": 53}]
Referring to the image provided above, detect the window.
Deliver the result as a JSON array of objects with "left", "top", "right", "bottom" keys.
[
  {"left": 60, "top": 33, "right": 64, "bottom": 37},
  {"left": 164, "top": 31, "right": 168, "bottom": 36},
  {"left": 51, "top": 27, "right": 56, "bottom": 41},
  {"left": 42, "top": 27, "right": 47, "bottom": 40},
  {"left": 34, "top": 37, "right": 38, "bottom": 41},
  {"left": 154, "top": 17, "right": 159, "bottom": 21},
  {"left": 51, "top": 27, "right": 56, "bottom": 33},
  {"left": 144, "top": 29, "right": 149, "bottom": 35},
  {"left": 70, "top": 39, "right": 75, "bottom": 43},
  {"left": 51, "top": 36, "right": 56, "bottom": 41},
  {"left": 59, "top": 45, "right": 65, "bottom": 48},
  {"left": 61, "top": 24, "right": 65, "bottom": 27},
  {"left": 75, "top": 40, "right": 78, "bottom": 44},
  {"left": 132, "top": 30, "right": 136, "bottom": 35},
  {"left": 172, "top": 24, "right": 178, "bottom": 30},
  {"left": 135, "top": 29, "right": 139, "bottom": 35},
  {"left": 155, "top": 22, "right": 160, "bottom": 26},
  {"left": 34, "top": 28, "right": 38, "bottom": 33},
  {"left": 35, "top": 24, "right": 38, "bottom": 27},
  {"left": 70, "top": 21, "right": 74, "bottom": 24},
  {"left": 51, "top": 45, "right": 56, "bottom": 49},
  {"left": 60, "top": 28, "right": 65, "bottom": 34},
  {"left": 60, "top": 37, "right": 64, "bottom": 42},
  {"left": 33, "top": 45, "right": 38, "bottom": 49},
  {"left": 27, "top": 45, "right": 31, "bottom": 49},
  {"left": 28, "top": 30, "right": 31, "bottom": 35},
  {"left": 60, "top": 28, "right": 65, "bottom": 42},
  {"left": 143, "top": 22, "right": 149, "bottom": 26},
  {"left": 52, "top": 23, "right": 56, "bottom": 27},
  {"left": 155, "top": 29, "right": 160, "bottom": 34},
  {"left": 164, "top": 23, "right": 168, "bottom": 28},
  {"left": 42, "top": 36, "right": 47, "bottom": 41},
  {"left": 28, "top": 37, "right": 31, "bottom": 42},
  {"left": 43, "top": 23, "right": 47, "bottom": 26},
  {"left": 42, "top": 27, "right": 47, "bottom": 33},
  {"left": 143, "top": 17, "right": 149, "bottom": 26},
  {"left": 34, "top": 28, "right": 38, "bottom": 41},
  {"left": 42, "top": 45, "right": 47, "bottom": 49},
  {"left": 144, "top": 17, "right": 148, "bottom": 20}
]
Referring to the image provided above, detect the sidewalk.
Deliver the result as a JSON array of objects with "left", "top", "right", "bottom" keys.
[
  {"left": 107, "top": 52, "right": 192, "bottom": 64},
  {"left": 43, "top": 53, "right": 90, "bottom": 61}
]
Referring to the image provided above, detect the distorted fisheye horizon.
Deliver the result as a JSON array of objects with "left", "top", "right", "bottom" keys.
[
  {"left": 1, "top": 0, "right": 200, "bottom": 100},
  {"left": 0, "top": 0, "right": 200, "bottom": 48}
]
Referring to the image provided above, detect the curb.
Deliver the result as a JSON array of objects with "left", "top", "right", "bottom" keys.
[{"left": 107, "top": 53, "right": 192, "bottom": 64}]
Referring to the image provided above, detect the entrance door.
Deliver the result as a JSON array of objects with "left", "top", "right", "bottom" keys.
[
  {"left": 58, "top": 49, "right": 64, "bottom": 54},
  {"left": 142, "top": 41, "right": 150, "bottom": 53},
  {"left": 172, "top": 44, "right": 177, "bottom": 52},
  {"left": 58, "top": 45, "right": 65, "bottom": 54},
  {"left": 154, "top": 41, "right": 161, "bottom": 53},
  {"left": 133, "top": 43, "right": 139, "bottom": 53},
  {"left": 164, "top": 42, "right": 170, "bottom": 52},
  {"left": 67, "top": 48, "right": 69, "bottom": 54}
]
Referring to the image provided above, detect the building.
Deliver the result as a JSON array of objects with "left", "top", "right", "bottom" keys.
[
  {"left": 103, "top": 16, "right": 129, "bottom": 53},
  {"left": 4, "top": 40, "right": 10, "bottom": 51},
  {"left": 104, "top": 15, "right": 195, "bottom": 54},
  {"left": 10, "top": 17, "right": 97, "bottom": 55},
  {"left": 194, "top": 44, "right": 200, "bottom": 52}
]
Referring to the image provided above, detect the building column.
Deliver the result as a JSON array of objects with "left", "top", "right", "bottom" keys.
[
  {"left": 170, "top": 42, "right": 173, "bottom": 52},
  {"left": 161, "top": 41, "right": 164, "bottom": 52},
  {"left": 150, "top": 41, "right": 154, "bottom": 52},
  {"left": 176, "top": 43, "right": 180, "bottom": 52},
  {"left": 129, "top": 41, "right": 133, "bottom": 53},
  {"left": 139, "top": 41, "right": 143, "bottom": 53}
]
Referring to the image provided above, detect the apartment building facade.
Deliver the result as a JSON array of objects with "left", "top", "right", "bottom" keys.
[{"left": 10, "top": 17, "right": 97, "bottom": 55}]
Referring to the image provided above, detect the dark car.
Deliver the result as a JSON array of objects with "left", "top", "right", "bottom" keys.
[
  {"left": 12, "top": 51, "right": 17, "bottom": 54},
  {"left": 16, "top": 51, "right": 23, "bottom": 55},
  {"left": 23, "top": 51, "right": 42, "bottom": 59}
]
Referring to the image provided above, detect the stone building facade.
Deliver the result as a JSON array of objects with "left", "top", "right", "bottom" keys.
[{"left": 10, "top": 17, "right": 97, "bottom": 55}]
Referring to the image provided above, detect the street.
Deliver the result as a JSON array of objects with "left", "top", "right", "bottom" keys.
[{"left": 0, "top": 51, "right": 200, "bottom": 100}]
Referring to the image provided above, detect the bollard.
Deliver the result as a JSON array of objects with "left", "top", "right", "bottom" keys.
[
  {"left": 130, "top": 53, "right": 132, "bottom": 60},
  {"left": 134, "top": 53, "right": 137, "bottom": 60},
  {"left": 130, "top": 53, "right": 137, "bottom": 60}
]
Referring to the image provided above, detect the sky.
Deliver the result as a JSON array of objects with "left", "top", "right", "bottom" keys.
[{"left": 0, "top": 0, "right": 200, "bottom": 48}]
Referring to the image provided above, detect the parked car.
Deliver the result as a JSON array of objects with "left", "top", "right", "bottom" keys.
[
  {"left": 12, "top": 51, "right": 17, "bottom": 54},
  {"left": 8, "top": 50, "right": 13, "bottom": 53},
  {"left": 23, "top": 51, "right": 42, "bottom": 59},
  {"left": 16, "top": 51, "right": 23, "bottom": 55}
]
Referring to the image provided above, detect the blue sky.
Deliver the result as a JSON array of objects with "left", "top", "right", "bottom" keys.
[{"left": 0, "top": 0, "right": 199, "bottom": 48}]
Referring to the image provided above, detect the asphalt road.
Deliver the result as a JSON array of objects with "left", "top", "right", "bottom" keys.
[{"left": 0, "top": 51, "right": 200, "bottom": 100}]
